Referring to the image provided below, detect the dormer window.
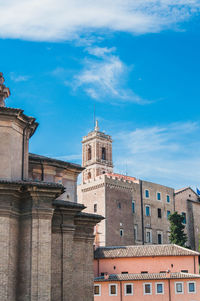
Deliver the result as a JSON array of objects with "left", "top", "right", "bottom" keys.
[
  {"left": 102, "top": 147, "right": 106, "bottom": 160},
  {"left": 88, "top": 146, "right": 92, "bottom": 160}
]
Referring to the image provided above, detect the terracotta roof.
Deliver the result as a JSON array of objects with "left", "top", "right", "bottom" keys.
[
  {"left": 94, "top": 244, "right": 200, "bottom": 259},
  {"left": 94, "top": 272, "right": 200, "bottom": 282},
  {"left": 106, "top": 173, "right": 136, "bottom": 182}
]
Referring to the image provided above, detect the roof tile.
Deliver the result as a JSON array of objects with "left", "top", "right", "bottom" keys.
[{"left": 94, "top": 244, "right": 200, "bottom": 259}]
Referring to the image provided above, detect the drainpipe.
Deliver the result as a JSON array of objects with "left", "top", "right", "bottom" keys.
[
  {"left": 194, "top": 256, "right": 196, "bottom": 274},
  {"left": 21, "top": 125, "right": 29, "bottom": 180},
  {"left": 140, "top": 180, "right": 145, "bottom": 245},
  {"left": 40, "top": 159, "right": 44, "bottom": 181},
  {"left": 59, "top": 209, "right": 64, "bottom": 301},
  {"left": 168, "top": 279, "right": 171, "bottom": 301}
]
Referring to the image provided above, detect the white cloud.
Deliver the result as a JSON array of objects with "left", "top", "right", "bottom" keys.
[
  {"left": 10, "top": 72, "right": 30, "bottom": 82},
  {"left": 0, "top": 1, "right": 199, "bottom": 42},
  {"left": 113, "top": 121, "right": 200, "bottom": 188},
  {"left": 86, "top": 47, "right": 116, "bottom": 58},
  {"left": 72, "top": 50, "right": 148, "bottom": 103}
]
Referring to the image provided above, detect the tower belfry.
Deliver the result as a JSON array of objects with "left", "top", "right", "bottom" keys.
[{"left": 82, "top": 121, "right": 113, "bottom": 183}]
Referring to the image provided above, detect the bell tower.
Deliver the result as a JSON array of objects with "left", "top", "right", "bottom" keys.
[{"left": 82, "top": 120, "right": 113, "bottom": 183}]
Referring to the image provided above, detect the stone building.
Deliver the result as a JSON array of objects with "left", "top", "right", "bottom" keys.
[
  {"left": 0, "top": 73, "right": 103, "bottom": 301},
  {"left": 78, "top": 123, "right": 200, "bottom": 250},
  {"left": 175, "top": 187, "right": 200, "bottom": 251}
]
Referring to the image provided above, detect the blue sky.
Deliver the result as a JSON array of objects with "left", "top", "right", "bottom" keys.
[{"left": 1, "top": 0, "right": 200, "bottom": 189}]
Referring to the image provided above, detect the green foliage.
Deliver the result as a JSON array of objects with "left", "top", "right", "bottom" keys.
[{"left": 169, "top": 212, "right": 187, "bottom": 247}]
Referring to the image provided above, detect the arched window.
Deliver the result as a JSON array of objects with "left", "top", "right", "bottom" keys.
[
  {"left": 88, "top": 146, "right": 92, "bottom": 160},
  {"left": 102, "top": 147, "right": 106, "bottom": 160}
]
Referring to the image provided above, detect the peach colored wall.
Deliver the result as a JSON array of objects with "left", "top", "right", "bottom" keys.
[
  {"left": 94, "top": 279, "right": 200, "bottom": 301},
  {"left": 94, "top": 256, "right": 198, "bottom": 277}
]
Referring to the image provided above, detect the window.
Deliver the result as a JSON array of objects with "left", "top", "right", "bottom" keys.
[
  {"left": 156, "top": 283, "right": 164, "bottom": 294},
  {"left": 157, "top": 233, "right": 162, "bottom": 244},
  {"left": 118, "top": 202, "right": 121, "bottom": 209},
  {"left": 88, "top": 172, "right": 91, "bottom": 179},
  {"left": 121, "top": 272, "right": 128, "bottom": 274},
  {"left": 145, "top": 189, "right": 149, "bottom": 198},
  {"left": 102, "top": 147, "right": 106, "bottom": 160},
  {"left": 157, "top": 192, "right": 161, "bottom": 201},
  {"left": 134, "top": 225, "right": 138, "bottom": 241},
  {"left": 158, "top": 208, "right": 162, "bottom": 218},
  {"left": 167, "top": 210, "right": 171, "bottom": 220},
  {"left": 120, "top": 229, "right": 124, "bottom": 237},
  {"left": 182, "top": 212, "right": 186, "bottom": 224},
  {"left": 100, "top": 272, "right": 105, "bottom": 276},
  {"left": 124, "top": 283, "right": 133, "bottom": 296},
  {"left": 146, "top": 230, "right": 152, "bottom": 243},
  {"left": 175, "top": 282, "right": 183, "bottom": 294},
  {"left": 141, "top": 271, "right": 148, "bottom": 274},
  {"left": 167, "top": 195, "right": 170, "bottom": 203},
  {"left": 143, "top": 283, "right": 152, "bottom": 295},
  {"left": 145, "top": 205, "right": 150, "bottom": 216},
  {"left": 94, "top": 204, "right": 97, "bottom": 213},
  {"left": 181, "top": 270, "right": 188, "bottom": 273},
  {"left": 132, "top": 201, "right": 135, "bottom": 213},
  {"left": 109, "top": 284, "right": 117, "bottom": 296},
  {"left": 187, "top": 281, "right": 196, "bottom": 293},
  {"left": 94, "top": 285, "right": 101, "bottom": 296},
  {"left": 88, "top": 146, "right": 92, "bottom": 160}
]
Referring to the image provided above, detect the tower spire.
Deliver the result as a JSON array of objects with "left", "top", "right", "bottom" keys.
[
  {"left": 0, "top": 73, "right": 10, "bottom": 107},
  {"left": 95, "top": 120, "right": 99, "bottom": 132}
]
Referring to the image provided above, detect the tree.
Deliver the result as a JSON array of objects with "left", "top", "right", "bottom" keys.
[{"left": 168, "top": 212, "right": 187, "bottom": 247}]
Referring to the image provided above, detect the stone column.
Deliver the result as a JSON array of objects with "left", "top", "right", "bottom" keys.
[
  {"left": 73, "top": 213, "right": 103, "bottom": 301},
  {"left": 51, "top": 200, "right": 85, "bottom": 301},
  {"left": 0, "top": 184, "right": 20, "bottom": 301},
  {"left": 17, "top": 183, "right": 63, "bottom": 301}
]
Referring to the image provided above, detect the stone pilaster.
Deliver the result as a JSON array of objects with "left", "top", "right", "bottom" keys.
[
  {"left": 0, "top": 184, "right": 20, "bottom": 301},
  {"left": 16, "top": 182, "right": 63, "bottom": 301},
  {"left": 73, "top": 213, "right": 104, "bottom": 301},
  {"left": 51, "top": 200, "right": 85, "bottom": 301}
]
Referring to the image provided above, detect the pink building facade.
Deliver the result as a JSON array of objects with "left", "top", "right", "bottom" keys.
[{"left": 94, "top": 244, "right": 200, "bottom": 300}]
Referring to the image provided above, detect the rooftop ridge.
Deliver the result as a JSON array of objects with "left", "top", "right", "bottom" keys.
[
  {"left": 94, "top": 272, "right": 200, "bottom": 281},
  {"left": 94, "top": 244, "right": 200, "bottom": 258}
]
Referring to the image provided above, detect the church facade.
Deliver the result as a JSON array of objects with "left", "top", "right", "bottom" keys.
[
  {"left": 0, "top": 73, "right": 103, "bottom": 301},
  {"left": 78, "top": 122, "right": 200, "bottom": 251}
]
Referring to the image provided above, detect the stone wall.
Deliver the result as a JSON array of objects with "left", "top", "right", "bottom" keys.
[
  {"left": 0, "top": 181, "right": 102, "bottom": 301},
  {"left": 142, "top": 180, "right": 174, "bottom": 244},
  {"left": 175, "top": 188, "right": 200, "bottom": 250}
]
